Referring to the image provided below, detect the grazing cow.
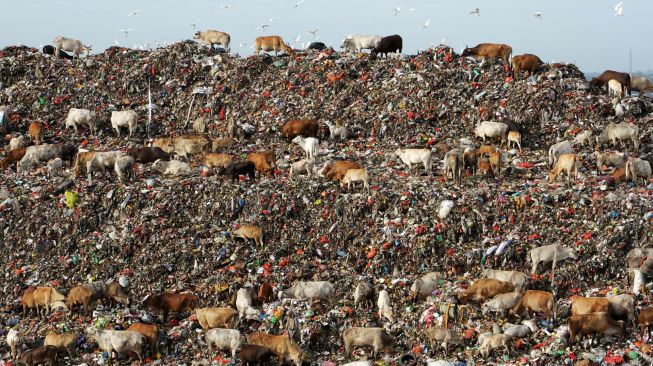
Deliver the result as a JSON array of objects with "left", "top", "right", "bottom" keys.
[
  {"left": 394, "top": 148, "right": 432, "bottom": 175},
  {"left": 477, "top": 145, "right": 496, "bottom": 158},
  {"left": 461, "top": 43, "right": 512, "bottom": 65},
  {"left": 596, "top": 151, "right": 625, "bottom": 174},
  {"left": 194, "top": 30, "right": 231, "bottom": 52},
  {"left": 502, "top": 321, "right": 538, "bottom": 338},
  {"left": 21, "top": 288, "right": 37, "bottom": 316},
  {"left": 371, "top": 35, "right": 402, "bottom": 58},
  {"left": 44, "top": 332, "right": 77, "bottom": 360},
  {"left": 567, "top": 313, "right": 623, "bottom": 344},
  {"left": 341, "top": 168, "right": 369, "bottom": 190},
  {"left": 596, "top": 123, "right": 640, "bottom": 152},
  {"left": 320, "top": 160, "right": 362, "bottom": 181},
  {"left": 608, "top": 79, "right": 624, "bottom": 98},
  {"left": 410, "top": 272, "right": 441, "bottom": 301},
  {"left": 477, "top": 158, "right": 494, "bottom": 177},
  {"left": 280, "top": 281, "right": 334, "bottom": 301},
  {"left": 292, "top": 136, "right": 319, "bottom": 159},
  {"left": 33, "top": 287, "right": 66, "bottom": 317},
  {"left": 625, "top": 158, "right": 651, "bottom": 185},
  {"left": 377, "top": 289, "right": 394, "bottom": 322},
  {"left": 529, "top": 244, "right": 577, "bottom": 274},
  {"left": 607, "top": 294, "right": 636, "bottom": 327},
  {"left": 110, "top": 110, "right": 139, "bottom": 137},
  {"left": 66, "top": 285, "right": 95, "bottom": 315},
  {"left": 571, "top": 297, "right": 629, "bottom": 323},
  {"left": 47, "top": 158, "right": 63, "bottom": 176},
  {"left": 247, "top": 333, "right": 303, "bottom": 366},
  {"left": 126, "top": 323, "right": 158, "bottom": 356},
  {"left": 152, "top": 135, "right": 211, "bottom": 160},
  {"left": 481, "top": 270, "right": 527, "bottom": 292},
  {"left": 206, "top": 328, "right": 245, "bottom": 359},
  {"left": 106, "top": 281, "right": 129, "bottom": 307},
  {"left": 236, "top": 288, "right": 261, "bottom": 320},
  {"left": 457, "top": 278, "right": 514, "bottom": 304},
  {"left": 507, "top": 131, "right": 522, "bottom": 152},
  {"left": 232, "top": 225, "right": 263, "bottom": 247},
  {"left": 290, "top": 158, "right": 315, "bottom": 179},
  {"left": 479, "top": 334, "right": 512, "bottom": 358},
  {"left": 630, "top": 75, "right": 653, "bottom": 94},
  {"left": 340, "top": 35, "right": 382, "bottom": 52},
  {"left": 152, "top": 159, "right": 193, "bottom": 176},
  {"left": 512, "top": 53, "right": 544, "bottom": 78},
  {"left": 488, "top": 150, "right": 502, "bottom": 175},
  {"left": 42, "top": 44, "right": 73, "bottom": 59},
  {"left": 572, "top": 130, "right": 593, "bottom": 147},
  {"left": 638, "top": 308, "right": 653, "bottom": 338},
  {"left": 548, "top": 153, "right": 578, "bottom": 185},
  {"left": 52, "top": 36, "right": 91, "bottom": 58},
  {"left": 463, "top": 149, "right": 477, "bottom": 175},
  {"left": 282, "top": 119, "right": 319, "bottom": 139},
  {"left": 591, "top": 70, "right": 631, "bottom": 96},
  {"left": 196, "top": 307, "right": 238, "bottom": 330},
  {"left": 1, "top": 147, "right": 27, "bottom": 170},
  {"left": 222, "top": 161, "right": 256, "bottom": 182},
  {"left": 144, "top": 292, "right": 199, "bottom": 322},
  {"left": 258, "top": 283, "right": 275, "bottom": 304},
  {"left": 255, "top": 36, "right": 294, "bottom": 56},
  {"left": 212, "top": 137, "right": 237, "bottom": 150},
  {"left": 482, "top": 292, "right": 523, "bottom": 317},
  {"left": 548, "top": 140, "right": 574, "bottom": 166},
  {"left": 425, "top": 327, "right": 463, "bottom": 353},
  {"left": 7, "top": 328, "right": 21, "bottom": 360},
  {"left": 325, "top": 120, "right": 346, "bottom": 139},
  {"left": 239, "top": 344, "right": 276, "bottom": 366},
  {"left": 85, "top": 327, "right": 145, "bottom": 363},
  {"left": 114, "top": 156, "right": 135, "bottom": 183},
  {"left": 28, "top": 122, "right": 44, "bottom": 145},
  {"left": 16, "top": 345, "right": 58, "bottom": 366},
  {"left": 18, "top": 144, "right": 68, "bottom": 173},
  {"left": 475, "top": 121, "right": 508, "bottom": 145},
  {"left": 86, "top": 151, "right": 126, "bottom": 181},
  {"left": 73, "top": 151, "right": 96, "bottom": 177},
  {"left": 342, "top": 327, "right": 393, "bottom": 359},
  {"left": 247, "top": 151, "right": 276, "bottom": 175},
  {"left": 612, "top": 166, "right": 627, "bottom": 185},
  {"left": 443, "top": 149, "right": 463, "bottom": 183},
  {"left": 510, "top": 290, "right": 556, "bottom": 322},
  {"left": 353, "top": 282, "right": 375, "bottom": 309},
  {"left": 65, "top": 108, "right": 97, "bottom": 136},
  {"left": 200, "top": 153, "right": 233, "bottom": 170},
  {"left": 8, "top": 135, "right": 31, "bottom": 151}
]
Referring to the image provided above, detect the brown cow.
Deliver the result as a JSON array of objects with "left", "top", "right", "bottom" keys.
[
  {"left": 457, "top": 278, "right": 514, "bottom": 304},
  {"left": 247, "top": 151, "right": 275, "bottom": 175},
  {"left": 510, "top": 290, "right": 556, "bottom": 322},
  {"left": 239, "top": 344, "right": 276, "bottom": 366},
  {"left": 212, "top": 137, "right": 237, "bottom": 150},
  {"left": 200, "top": 153, "right": 233, "bottom": 170},
  {"left": 477, "top": 145, "right": 495, "bottom": 158},
  {"left": 612, "top": 167, "right": 627, "bottom": 184},
  {"left": 247, "top": 333, "right": 303, "bottom": 366},
  {"left": 489, "top": 150, "right": 501, "bottom": 175},
  {"left": 107, "top": 280, "right": 130, "bottom": 307},
  {"left": 195, "top": 307, "right": 238, "bottom": 330},
  {"left": 591, "top": 70, "right": 631, "bottom": 96},
  {"left": 549, "top": 153, "right": 578, "bottom": 185},
  {"left": 567, "top": 312, "right": 623, "bottom": 344},
  {"left": 73, "top": 151, "right": 97, "bottom": 177},
  {"left": 461, "top": 43, "right": 513, "bottom": 66},
  {"left": 282, "top": 119, "right": 319, "bottom": 140},
  {"left": 321, "top": 160, "right": 362, "bottom": 181},
  {"left": 571, "top": 297, "right": 629, "bottom": 323},
  {"left": 17, "top": 345, "right": 58, "bottom": 366},
  {"left": 28, "top": 122, "right": 44, "bottom": 145},
  {"left": 477, "top": 158, "right": 494, "bottom": 177},
  {"left": 232, "top": 225, "right": 264, "bottom": 247},
  {"left": 44, "top": 332, "right": 77, "bottom": 360},
  {"left": 463, "top": 150, "right": 477, "bottom": 175},
  {"left": 128, "top": 147, "right": 170, "bottom": 164},
  {"left": 638, "top": 308, "right": 653, "bottom": 338},
  {"left": 1, "top": 147, "right": 27, "bottom": 170},
  {"left": 21, "top": 287, "right": 36, "bottom": 316},
  {"left": 512, "top": 54, "right": 544, "bottom": 79},
  {"left": 33, "top": 287, "right": 66, "bottom": 317},
  {"left": 127, "top": 323, "right": 158, "bottom": 356},
  {"left": 258, "top": 283, "right": 274, "bottom": 304},
  {"left": 144, "top": 292, "right": 199, "bottom": 322},
  {"left": 255, "top": 36, "right": 294, "bottom": 56},
  {"left": 66, "top": 285, "right": 95, "bottom": 315}
]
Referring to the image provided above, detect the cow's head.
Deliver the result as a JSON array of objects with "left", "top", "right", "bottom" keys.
[
  {"left": 461, "top": 45, "right": 471, "bottom": 57},
  {"left": 193, "top": 32, "right": 201, "bottom": 40},
  {"left": 340, "top": 38, "right": 352, "bottom": 49}
]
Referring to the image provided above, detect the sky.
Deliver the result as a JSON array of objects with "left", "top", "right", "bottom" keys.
[{"left": 3, "top": 0, "right": 652, "bottom": 74}]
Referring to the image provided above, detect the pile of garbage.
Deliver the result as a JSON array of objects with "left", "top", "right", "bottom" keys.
[{"left": 1, "top": 43, "right": 652, "bottom": 365}]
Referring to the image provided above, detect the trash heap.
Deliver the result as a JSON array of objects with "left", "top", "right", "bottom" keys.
[{"left": 1, "top": 43, "right": 652, "bottom": 365}]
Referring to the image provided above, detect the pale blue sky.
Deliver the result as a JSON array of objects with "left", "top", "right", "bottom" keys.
[{"left": 3, "top": 0, "right": 652, "bottom": 73}]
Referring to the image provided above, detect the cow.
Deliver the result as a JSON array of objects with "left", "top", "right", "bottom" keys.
[
  {"left": 512, "top": 54, "right": 544, "bottom": 79},
  {"left": 394, "top": 148, "right": 432, "bottom": 175},
  {"left": 239, "top": 344, "right": 276, "bottom": 366},
  {"left": 28, "top": 122, "right": 44, "bottom": 145},
  {"left": 548, "top": 140, "right": 574, "bottom": 167},
  {"left": 377, "top": 289, "right": 394, "bottom": 322},
  {"left": 206, "top": 328, "right": 245, "bottom": 359},
  {"left": 425, "top": 327, "right": 463, "bottom": 354},
  {"left": 507, "top": 131, "right": 522, "bottom": 152},
  {"left": 477, "top": 158, "right": 494, "bottom": 177},
  {"left": 630, "top": 75, "right": 653, "bottom": 94},
  {"left": 502, "top": 321, "right": 538, "bottom": 338},
  {"left": 52, "top": 36, "right": 91, "bottom": 58},
  {"left": 247, "top": 333, "right": 303, "bottom": 366},
  {"left": 478, "top": 334, "right": 512, "bottom": 358},
  {"left": 7, "top": 328, "right": 21, "bottom": 360},
  {"left": 571, "top": 297, "right": 630, "bottom": 324},
  {"left": 86, "top": 151, "right": 126, "bottom": 182},
  {"left": 320, "top": 160, "right": 362, "bottom": 181},
  {"left": 280, "top": 281, "right": 334, "bottom": 302},
  {"left": 567, "top": 312, "right": 623, "bottom": 344},
  {"left": 607, "top": 294, "right": 636, "bottom": 327},
  {"left": 342, "top": 327, "right": 393, "bottom": 359},
  {"left": 353, "top": 282, "right": 375, "bottom": 309},
  {"left": 200, "top": 153, "right": 233, "bottom": 170},
  {"left": 144, "top": 292, "right": 199, "bottom": 322},
  {"left": 110, "top": 110, "right": 139, "bottom": 137},
  {"left": 371, "top": 35, "right": 402, "bottom": 58},
  {"left": 152, "top": 135, "right": 211, "bottom": 160},
  {"left": 463, "top": 149, "right": 477, "bottom": 175},
  {"left": 42, "top": 44, "right": 73, "bottom": 59},
  {"left": 325, "top": 120, "right": 346, "bottom": 140},
  {"left": 443, "top": 149, "right": 463, "bottom": 183},
  {"left": 232, "top": 225, "right": 264, "bottom": 247},
  {"left": 475, "top": 121, "right": 508, "bottom": 145},
  {"left": 461, "top": 43, "right": 512, "bottom": 66},
  {"left": 481, "top": 269, "right": 527, "bottom": 292},
  {"left": 572, "top": 130, "right": 593, "bottom": 147},
  {"left": 106, "top": 280, "right": 130, "bottom": 307},
  {"left": 548, "top": 153, "right": 578, "bottom": 185},
  {"left": 125, "top": 323, "right": 158, "bottom": 357},
  {"left": 290, "top": 158, "right": 315, "bottom": 179},
  {"left": 529, "top": 244, "right": 577, "bottom": 274},
  {"left": 625, "top": 158, "right": 651, "bottom": 185},
  {"left": 292, "top": 136, "right": 319, "bottom": 159},
  {"left": 457, "top": 278, "right": 514, "bottom": 304},
  {"left": 510, "top": 290, "right": 556, "bottom": 322},
  {"left": 410, "top": 272, "right": 441, "bottom": 301},
  {"left": 638, "top": 308, "right": 653, "bottom": 338},
  {"left": 152, "top": 159, "right": 193, "bottom": 176},
  {"left": 236, "top": 288, "right": 261, "bottom": 320},
  {"left": 247, "top": 151, "right": 275, "bottom": 175},
  {"left": 596, "top": 151, "right": 625, "bottom": 174},
  {"left": 194, "top": 30, "right": 231, "bottom": 52},
  {"left": 222, "top": 161, "right": 256, "bottom": 182},
  {"left": 33, "top": 287, "right": 66, "bottom": 317},
  {"left": 16, "top": 345, "right": 58, "bottom": 366},
  {"left": 255, "top": 36, "right": 294, "bottom": 56},
  {"left": 608, "top": 79, "right": 624, "bottom": 98},
  {"left": 481, "top": 292, "right": 523, "bottom": 317},
  {"left": 18, "top": 144, "right": 71, "bottom": 173},
  {"left": 282, "top": 119, "right": 319, "bottom": 140},
  {"left": 212, "top": 137, "right": 237, "bottom": 150},
  {"left": 340, "top": 35, "right": 382, "bottom": 53},
  {"left": 8, "top": 135, "right": 31, "bottom": 151},
  {"left": 65, "top": 108, "right": 97, "bottom": 136},
  {"left": 44, "top": 332, "right": 77, "bottom": 360},
  {"left": 307, "top": 42, "right": 327, "bottom": 51},
  {"left": 66, "top": 285, "right": 95, "bottom": 315},
  {"left": 85, "top": 327, "right": 146, "bottom": 363},
  {"left": 341, "top": 168, "right": 369, "bottom": 190},
  {"left": 114, "top": 156, "right": 135, "bottom": 183},
  {"left": 1, "top": 147, "right": 27, "bottom": 170},
  {"left": 196, "top": 307, "right": 238, "bottom": 330},
  {"left": 258, "top": 283, "right": 274, "bottom": 304},
  {"left": 591, "top": 70, "right": 631, "bottom": 96},
  {"left": 488, "top": 150, "right": 502, "bottom": 175}
]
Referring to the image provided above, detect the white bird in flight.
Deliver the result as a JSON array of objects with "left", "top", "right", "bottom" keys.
[
  {"left": 190, "top": 20, "right": 200, "bottom": 29},
  {"left": 257, "top": 24, "right": 269, "bottom": 30},
  {"left": 470, "top": 8, "right": 480, "bottom": 16},
  {"left": 393, "top": 6, "right": 401, "bottom": 16},
  {"left": 308, "top": 29, "right": 319, "bottom": 38},
  {"left": 239, "top": 42, "right": 247, "bottom": 48},
  {"left": 533, "top": 11, "right": 542, "bottom": 19},
  {"left": 409, "top": 8, "right": 417, "bottom": 12},
  {"left": 295, "top": 0, "right": 304, "bottom": 8},
  {"left": 118, "top": 28, "right": 134, "bottom": 38},
  {"left": 128, "top": 10, "right": 139, "bottom": 16},
  {"left": 221, "top": 4, "right": 233, "bottom": 9},
  {"left": 114, "top": 40, "right": 120, "bottom": 46},
  {"left": 269, "top": 17, "right": 278, "bottom": 22},
  {"left": 614, "top": 2, "right": 623, "bottom": 15},
  {"left": 422, "top": 20, "right": 430, "bottom": 29},
  {"left": 294, "top": 35, "right": 301, "bottom": 42}
]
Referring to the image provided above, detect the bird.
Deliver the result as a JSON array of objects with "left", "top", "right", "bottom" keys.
[
  {"left": 422, "top": 19, "right": 430, "bottom": 29},
  {"left": 239, "top": 42, "right": 247, "bottom": 48},
  {"left": 614, "top": 2, "right": 623, "bottom": 15},
  {"left": 190, "top": 20, "right": 200, "bottom": 29},
  {"left": 257, "top": 24, "right": 269, "bottom": 30},
  {"left": 469, "top": 8, "right": 480, "bottom": 16},
  {"left": 533, "top": 11, "right": 542, "bottom": 19},
  {"left": 221, "top": 4, "right": 233, "bottom": 9},
  {"left": 114, "top": 40, "right": 120, "bottom": 46},
  {"left": 128, "top": 9, "right": 139, "bottom": 16},
  {"left": 295, "top": 0, "right": 304, "bottom": 8},
  {"left": 393, "top": 6, "right": 401, "bottom": 16},
  {"left": 308, "top": 29, "right": 319, "bottom": 38},
  {"left": 117, "top": 28, "right": 134, "bottom": 38},
  {"left": 269, "top": 16, "right": 278, "bottom": 22},
  {"left": 294, "top": 35, "right": 301, "bottom": 42},
  {"left": 409, "top": 8, "right": 417, "bottom": 12}
]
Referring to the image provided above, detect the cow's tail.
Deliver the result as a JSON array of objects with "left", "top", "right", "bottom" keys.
[{"left": 551, "top": 293, "right": 558, "bottom": 323}]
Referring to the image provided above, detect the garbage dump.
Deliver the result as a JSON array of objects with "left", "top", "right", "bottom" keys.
[{"left": 1, "top": 42, "right": 652, "bottom": 365}]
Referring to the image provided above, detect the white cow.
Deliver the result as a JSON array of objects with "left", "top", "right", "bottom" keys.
[
  {"left": 325, "top": 121, "right": 347, "bottom": 140},
  {"left": 110, "top": 110, "right": 139, "bottom": 137},
  {"left": 572, "top": 130, "right": 593, "bottom": 147},
  {"left": 596, "top": 123, "right": 640, "bottom": 152},
  {"left": 341, "top": 168, "right": 369, "bottom": 190},
  {"left": 8, "top": 135, "right": 30, "bottom": 151},
  {"left": 87, "top": 151, "right": 126, "bottom": 182},
  {"left": 596, "top": 151, "right": 625, "bottom": 173},
  {"left": 502, "top": 320, "right": 537, "bottom": 338},
  {"left": 7, "top": 328, "right": 21, "bottom": 360},
  {"left": 289, "top": 158, "right": 315, "bottom": 179},
  {"left": 474, "top": 121, "right": 508, "bottom": 145},
  {"left": 205, "top": 328, "right": 245, "bottom": 359},
  {"left": 394, "top": 148, "right": 432, "bottom": 175},
  {"left": 625, "top": 158, "right": 651, "bottom": 185},
  {"left": 292, "top": 136, "right": 319, "bottom": 159},
  {"left": 410, "top": 272, "right": 441, "bottom": 301},
  {"left": 152, "top": 159, "right": 193, "bottom": 176},
  {"left": 529, "top": 244, "right": 578, "bottom": 274},
  {"left": 340, "top": 35, "right": 382, "bottom": 53},
  {"left": 279, "top": 281, "right": 334, "bottom": 301},
  {"left": 85, "top": 328, "right": 146, "bottom": 363},
  {"left": 114, "top": 156, "right": 135, "bottom": 183},
  {"left": 65, "top": 108, "right": 97, "bottom": 136},
  {"left": 194, "top": 30, "right": 231, "bottom": 52},
  {"left": 481, "top": 269, "right": 527, "bottom": 292},
  {"left": 377, "top": 289, "right": 394, "bottom": 322},
  {"left": 608, "top": 79, "right": 624, "bottom": 98},
  {"left": 481, "top": 292, "right": 523, "bottom": 316},
  {"left": 235, "top": 288, "right": 260, "bottom": 320},
  {"left": 548, "top": 140, "right": 573, "bottom": 167},
  {"left": 479, "top": 334, "right": 512, "bottom": 358},
  {"left": 52, "top": 36, "right": 91, "bottom": 58},
  {"left": 607, "top": 293, "right": 636, "bottom": 326},
  {"left": 17, "top": 144, "right": 62, "bottom": 172}
]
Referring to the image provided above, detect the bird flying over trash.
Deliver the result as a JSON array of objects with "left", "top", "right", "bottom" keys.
[
  {"left": 422, "top": 20, "right": 430, "bottom": 29},
  {"left": 118, "top": 29, "right": 134, "bottom": 38},
  {"left": 295, "top": 0, "right": 304, "bottom": 8},
  {"left": 533, "top": 11, "right": 542, "bottom": 19},
  {"left": 393, "top": 6, "right": 401, "bottom": 16},
  {"left": 469, "top": 8, "right": 480, "bottom": 16},
  {"left": 190, "top": 20, "right": 200, "bottom": 29},
  {"left": 128, "top": 9, "right": 139, "bottom": 16},
  {"left": 269, "top": 17, "right": 278, "bottom": 22},
  {"left": 614, "top": 2, "right": 623, "bottom": 16},
  {"left": 221, "top": 4, "right": 233, "bottom": 9},
  {"left": 308, "top": 29, "right": 319, "bottom": 38},
  {"left": 257, "top": 24, "right": 269, "bottom": 30}
]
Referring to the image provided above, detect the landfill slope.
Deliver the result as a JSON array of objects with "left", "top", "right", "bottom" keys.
[{"left": 1, "top": 43, "right": 652, "bottom": 365}]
